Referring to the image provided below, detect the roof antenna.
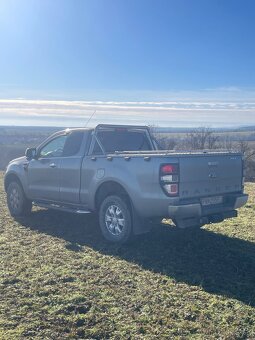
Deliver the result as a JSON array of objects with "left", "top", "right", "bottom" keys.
[{"left": 85, "top": 110, "right": 96, "bottom": 127}]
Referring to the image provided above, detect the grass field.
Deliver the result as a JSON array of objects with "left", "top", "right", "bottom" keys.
[{"left": 0, "top": 172, "right": 255, "bottom": 339}]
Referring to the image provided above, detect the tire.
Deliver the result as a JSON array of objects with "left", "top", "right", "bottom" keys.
[
  {"left": 99, "top": 195, "right": 132, "bottom": 243},
  {"left": 7, "top": 181, "right": 32, "bottom": 217}
]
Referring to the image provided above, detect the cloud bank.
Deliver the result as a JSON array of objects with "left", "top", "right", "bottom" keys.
[{"left": 0, "top": 98, "right": 255, "bottom": 128}]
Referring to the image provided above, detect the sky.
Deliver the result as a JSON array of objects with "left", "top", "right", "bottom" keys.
[{"left": 0, "top": 0, "right": 255, "bottom": 127}]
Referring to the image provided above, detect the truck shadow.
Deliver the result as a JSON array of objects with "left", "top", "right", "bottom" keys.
[{"left": 18, "top": 209, "right": 255, "bottom": 307}]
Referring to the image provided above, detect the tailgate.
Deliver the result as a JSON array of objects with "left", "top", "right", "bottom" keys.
[{"left": 179, "top": 154, "right": 243, "bottom": 199}]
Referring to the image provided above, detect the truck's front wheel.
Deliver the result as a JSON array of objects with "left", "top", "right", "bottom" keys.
[
  {"left": 7, "top": 181, "right": 32, "bottom": 217},
  {"left": 99, "top": 195, "right": 132, "bottom": 243}
]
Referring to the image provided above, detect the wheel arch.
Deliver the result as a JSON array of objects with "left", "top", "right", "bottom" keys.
[
  {"left": 4, "top": 172, "right": 23, "bottom": 193},
  {"left": 95, "top": 180, "right": 132, "bottom": 211}
]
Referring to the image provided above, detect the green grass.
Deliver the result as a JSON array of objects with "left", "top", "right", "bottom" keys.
[{"left": 0, "top": 172, "right": 255, "bottom": 339}]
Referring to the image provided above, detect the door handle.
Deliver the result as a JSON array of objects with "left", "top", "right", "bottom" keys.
[{"left": 49, "top": 163, "right": 57, "bottom": 168}]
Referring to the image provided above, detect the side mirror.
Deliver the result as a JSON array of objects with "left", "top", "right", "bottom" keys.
[{"left": 25, "top": 147, "right": 37, "bottom": 160}]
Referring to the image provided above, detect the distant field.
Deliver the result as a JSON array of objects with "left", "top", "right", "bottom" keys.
[
  {"left": 155, "top": 132, "right": 255, "bottom": 150},
  {"left": 0, "top": 172, "right": 255, "bottom": 339},
  {"left": 155, "top": 130, "right": 255, "bottom": 139},
  {"left": 0, "top": 126, "right": 59, "bottom": 170},
  {"left": 0, "top": 145, "right": 28, "bottom": 170}
]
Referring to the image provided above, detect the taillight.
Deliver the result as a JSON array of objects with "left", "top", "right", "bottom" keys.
[
  {"left": 160, "top": 163, "right": 179, "bottom": 196},
  {"left": 161, "top": 164, "right": 178, "bottom": 174}
]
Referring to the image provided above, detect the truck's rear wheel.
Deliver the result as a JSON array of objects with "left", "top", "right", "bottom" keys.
[
  {"left": 99, "top": 195, "right": 132, "bottom": 243},
  {"left": 7, "top": 181, "right": 32, "bottom": 217}
]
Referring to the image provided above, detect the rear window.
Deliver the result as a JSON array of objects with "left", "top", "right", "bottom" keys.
[{"left": 96, "top": 130, "right": 152, "bottom": 153}]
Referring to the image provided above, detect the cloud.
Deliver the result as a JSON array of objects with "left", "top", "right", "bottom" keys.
[{"left": 0, "top": 97, "right": 255, "bottom": 127}]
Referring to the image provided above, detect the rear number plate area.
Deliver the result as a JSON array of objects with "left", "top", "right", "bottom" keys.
[{"left": 201, "top": 196, "right": 223, "bottom": 206}]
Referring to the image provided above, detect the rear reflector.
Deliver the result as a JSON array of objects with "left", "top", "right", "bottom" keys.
[{"left": 163, "top": 184, "right": 179, "bottom": 195}]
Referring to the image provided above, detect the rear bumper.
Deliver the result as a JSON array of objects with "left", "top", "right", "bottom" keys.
[{"left": 168, "top": 193, "right": 248, "bottom": 220}]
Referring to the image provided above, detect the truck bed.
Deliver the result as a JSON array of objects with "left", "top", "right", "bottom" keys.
[{"left": 104, "top": 150, "right": 243, "bottom": 200}]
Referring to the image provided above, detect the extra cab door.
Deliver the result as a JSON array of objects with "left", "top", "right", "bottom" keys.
[{"left": 59, "top": 130, "right": 88, "bottom": 204}]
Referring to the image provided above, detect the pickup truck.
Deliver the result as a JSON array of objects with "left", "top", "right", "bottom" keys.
[{"left": 4, "top": 124, "right": 248, "bottom": 243}]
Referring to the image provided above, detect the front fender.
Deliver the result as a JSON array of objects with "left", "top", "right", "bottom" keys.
[{"left": 4, "top": 163, "right": 29, "bottom": 197}]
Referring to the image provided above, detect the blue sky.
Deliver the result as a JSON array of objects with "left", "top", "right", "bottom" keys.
[{"left": 0, "top": 0, "right": 255, "bottom": 126}]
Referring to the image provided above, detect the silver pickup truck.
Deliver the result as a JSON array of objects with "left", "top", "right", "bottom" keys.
[{"left": 4, "top": 124, "right": 248, "bottom": 243}]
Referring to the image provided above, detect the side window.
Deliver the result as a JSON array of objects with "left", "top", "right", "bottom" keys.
[
  {"left": 39, "top": 135, "right": 67, "bottom": 158},
  {"left": 63, "top": 131, "right": 84, "bottom": 156}
]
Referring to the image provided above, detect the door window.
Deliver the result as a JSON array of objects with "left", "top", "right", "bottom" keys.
[{"left": 39, "top": 135, "right": 67, "bottom": 158}]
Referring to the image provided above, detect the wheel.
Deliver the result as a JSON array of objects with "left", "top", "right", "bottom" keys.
[
  {"left": 99, "top": 195, "right": 132, "bottom": 243},
  {"left": 7, "top": 181, "right": 32, "bottom": 217}
]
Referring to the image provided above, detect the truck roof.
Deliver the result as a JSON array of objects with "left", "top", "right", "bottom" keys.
[{"left": 57, "top": 124, "right": 150, "bottom": 134}]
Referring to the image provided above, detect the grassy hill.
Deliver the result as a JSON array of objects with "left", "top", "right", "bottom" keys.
[{"left": 0, "top": 172, "right": 255, "bottom": 339}]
